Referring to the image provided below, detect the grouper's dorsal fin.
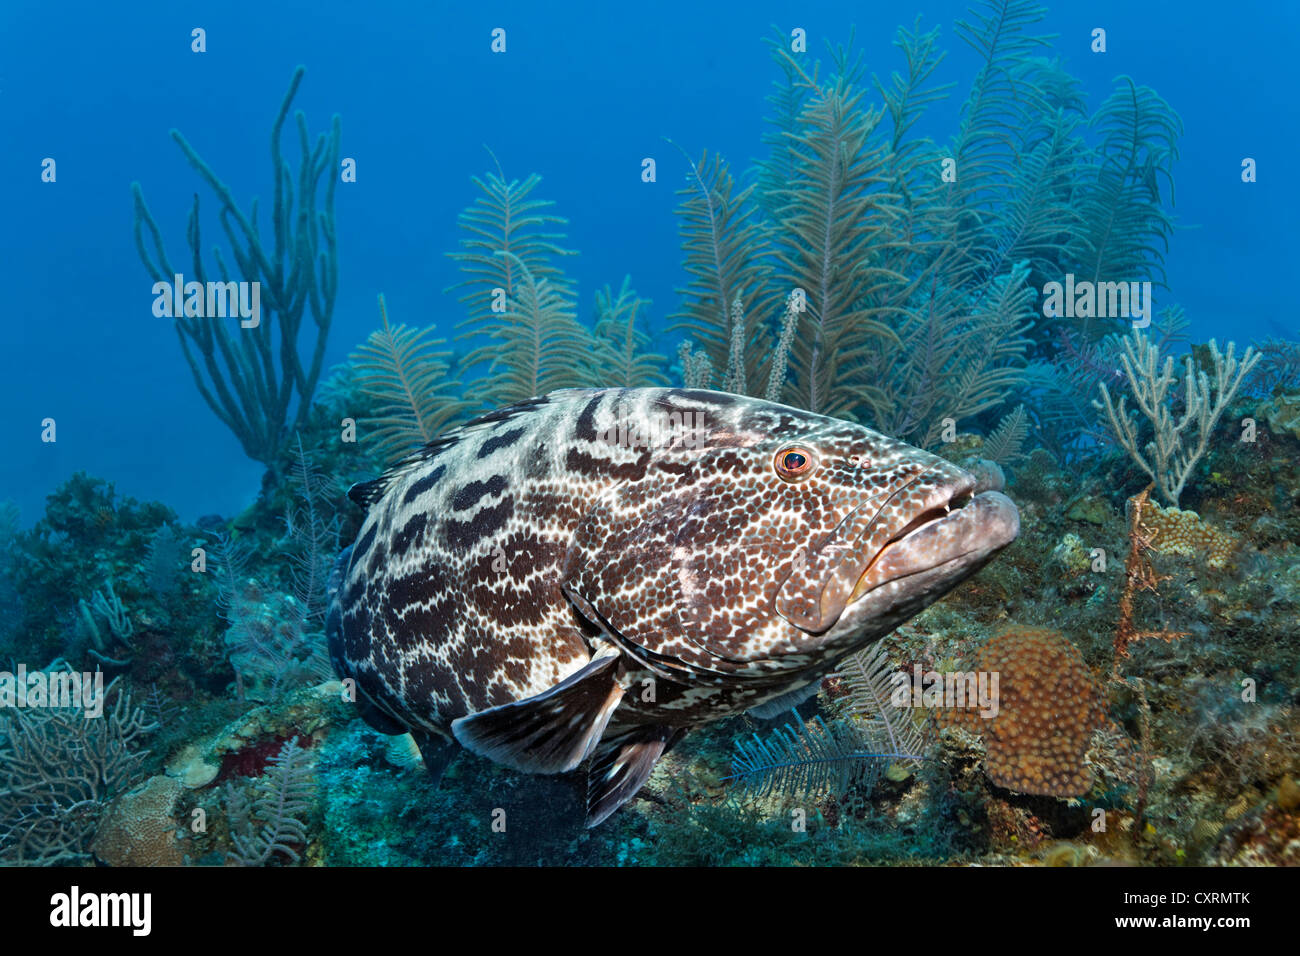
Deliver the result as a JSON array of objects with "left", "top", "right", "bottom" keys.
[
  {"left": 450, "top": 645, "right": 624, "bottom": 774},
  {"left": 347, "top": 394, "right": 562, "bottom": 511},
  {"left": 348, "top": 475, "right": 392, "bottom": 509},
  {"left": 347, "top": 433, "right": 460, "bottom": 509},
  {"left": 458, "top": 392, "right": 559, "bottom": 428}
]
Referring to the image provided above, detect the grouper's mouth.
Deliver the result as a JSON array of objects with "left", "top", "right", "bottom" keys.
[
  {"left": 845, "top": 488, "right": 1019, "bottom": 605},
  {"left": 845, "top": 488, "right": 959, "bottom": 598},
  {"left": 778, "top": 481, "right": 1019, "bottom": 634}
]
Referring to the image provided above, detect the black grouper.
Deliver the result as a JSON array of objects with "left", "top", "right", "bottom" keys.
[{"left": 327, "top": 388, "right": 1019, "bottom": 826}]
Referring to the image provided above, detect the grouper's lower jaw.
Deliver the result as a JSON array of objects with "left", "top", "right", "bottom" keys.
[{"left": 847, "top": 490, "right": 1020, "bottom": 605}]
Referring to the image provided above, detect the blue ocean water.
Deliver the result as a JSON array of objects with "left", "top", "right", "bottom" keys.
[{"left": 1, "top": 0, "right": 1294, "bottom": 523}]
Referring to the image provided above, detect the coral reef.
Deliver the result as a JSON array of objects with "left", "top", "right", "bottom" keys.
[
  {"left": 6, "top": 473, "right": 199, "bottom": 667},
  {"left": 24, "top": 0, "right": 1286, "bottom": 871},
  {"left": 1211, "top": 784, "right": 1300, "bottom": 866}
]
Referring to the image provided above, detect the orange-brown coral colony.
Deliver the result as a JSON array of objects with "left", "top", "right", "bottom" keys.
[{"left": 948, "top": 627, "right": 1108, "bottom": 798}]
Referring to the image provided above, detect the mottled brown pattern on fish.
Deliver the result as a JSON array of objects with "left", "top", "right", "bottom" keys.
[{"left": 327, "top": 387, "right": 1019, "bottom": 821}]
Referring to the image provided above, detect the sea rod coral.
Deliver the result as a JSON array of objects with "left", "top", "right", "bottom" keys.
[{"left": 130, "top": 67, "right": 341, "bottom": 467}]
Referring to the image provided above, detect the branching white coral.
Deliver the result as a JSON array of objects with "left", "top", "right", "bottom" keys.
[{"left": 1095, "top": 331, "right": 1260, "bottom": 505}]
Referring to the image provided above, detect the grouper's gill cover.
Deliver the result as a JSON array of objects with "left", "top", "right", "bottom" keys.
[{"left": 327, "top": 387, "right": 1019, "bottom": 826}]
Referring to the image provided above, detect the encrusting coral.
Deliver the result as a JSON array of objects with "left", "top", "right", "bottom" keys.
[{"left": 1142, "top": 500, "right": 1240, "bottom": 569}]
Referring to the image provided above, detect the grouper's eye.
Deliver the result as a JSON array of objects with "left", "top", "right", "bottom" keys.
[{"left": 773, "top": 446, "right": 817, "bottom": 482}]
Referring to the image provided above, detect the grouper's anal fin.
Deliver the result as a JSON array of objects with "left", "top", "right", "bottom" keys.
[
  {"left": 450, "top": 646, "right": 624, "bottom": 774},
  {"left": 746, "top": 679, "right": 823, "bottom": 719},
  {"left": 585, "top": 725, "right": 685, "bottom": 828},
  {"left": 410, "top": 730, "right": 456, "bottom": 787}
]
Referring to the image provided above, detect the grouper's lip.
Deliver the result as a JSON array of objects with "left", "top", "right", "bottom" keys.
[
  {"left": 806, "top": 483, "right": 1019, "bottom": 627},
  {"left": 843, "top": 490, "right": 1019, "bottom": 605}
]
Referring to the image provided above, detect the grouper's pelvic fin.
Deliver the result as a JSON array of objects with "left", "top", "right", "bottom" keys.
[{"left": 450, "top": 645, "right": 625, "bottom": 774}]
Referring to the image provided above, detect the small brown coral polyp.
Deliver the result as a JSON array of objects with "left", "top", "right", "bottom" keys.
[{"left": 949, "top": 627, "right": 1108, "bottom": 798}]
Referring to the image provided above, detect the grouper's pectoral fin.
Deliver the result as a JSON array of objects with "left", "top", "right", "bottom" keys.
[
  {"left": 585, "top": 725, "right": 685, "bottom": 828},
  {"left": 450, "top": 646, "right": 625, "bottom": 775}
]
